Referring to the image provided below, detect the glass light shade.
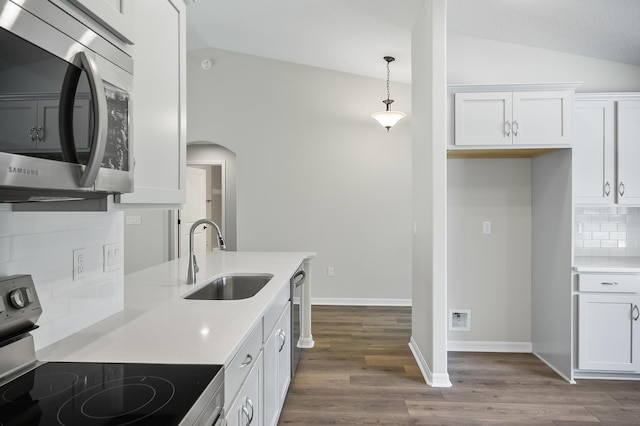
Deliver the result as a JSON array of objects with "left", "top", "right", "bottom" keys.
[{"left": 371, "top": 110, "right": 406, "bottom": 129}]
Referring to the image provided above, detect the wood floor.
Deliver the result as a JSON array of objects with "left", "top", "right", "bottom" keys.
[{"left": 279, "top": 305, "right": 640, "bottom": 425}]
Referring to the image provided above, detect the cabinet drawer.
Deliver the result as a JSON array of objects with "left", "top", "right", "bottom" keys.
[
  {"left": 579, "top": 274, "right": 640, "bottom": 293},
  {"left": 224, "top": 322, "right": 262, "bottom": 408},
  {"left": 263, "top": 284, "right": 290, "bottom": 342}
]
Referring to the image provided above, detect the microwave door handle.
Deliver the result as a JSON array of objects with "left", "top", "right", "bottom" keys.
[
  {"left": 61, "top": 51, "right": 108, "bottom": 188},
  {"left": 76, "top": 51, "right": 108, "bottom": 187}
]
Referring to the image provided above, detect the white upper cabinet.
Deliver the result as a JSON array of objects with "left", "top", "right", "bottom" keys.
[
  {"left": 617, "top": 101, "right": 640, "bottom": 205},
  {"left": 116, "top": 0, "right": 186, "bottom": 206},
  {"left": 49, "top": 0, "right": 134, "bottom": 45},
  {"left": 454, "top": 92, "right": 512, "bottom": 146},
  {"left": 573, "top": 95, "right": 640, "bottom": 205},
  {"left": 573, "top": 100, "right": 615, "bottom": 204},
  {"left": 451, "top": 83, "right": 578, "bottom": 149}
]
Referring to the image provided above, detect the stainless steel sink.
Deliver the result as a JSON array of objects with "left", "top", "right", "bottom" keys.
[{"left": 183, "top": 274, "right": 274, "bottom": 300}]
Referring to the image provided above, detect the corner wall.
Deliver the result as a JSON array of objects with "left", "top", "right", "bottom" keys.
[{"left": 410, "top": 0, "right": 450, "bottom": 387}]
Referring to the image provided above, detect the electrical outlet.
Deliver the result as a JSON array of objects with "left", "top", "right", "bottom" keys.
[
  {"left": 103, "top": 243, "right": 121, "bottom": 272},
  {"left": 482, "top": 221, "right": 492, "bottom": 234},
  {"left": 73, "top": 248, "right": 86, "bottom": 281},
  {"left": 327, "top": 267, "right": 335, "bottom": 277}
]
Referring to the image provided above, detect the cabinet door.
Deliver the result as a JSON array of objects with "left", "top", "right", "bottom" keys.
[
  {"left": 616, "top": 100, "right": 640, "bottom": 205},
  {"left": 51, "top": 0, "right": 135, "bottom": 44},
  {"left": 0, "top": 100, "right": 37, "bottom": 152},
  {"left": 454, "top": 92, "right": 512, "bottom": 146},
  {"left": 512, "top": 91, "right": 572, "bottom": 145},
  {"left": 578, "top": 294, "right": 640, "bottom": 371},
  {"left": 572, "top": 100, "right": 615, "bottom": 204},
  {"left": 226, "top": 352, "right": 263, "bottom": 426},
  {"left": 264, "top": 304, "right": 291, "bottom": 426},
  {"left": 37, "top": 98, "right": 91, "bottom": 152},
  {"left": 117, "top": 0, "right": 186, "bottom": 205}
]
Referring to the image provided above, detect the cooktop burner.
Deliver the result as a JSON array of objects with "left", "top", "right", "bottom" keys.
[{"left": 0, "top": 362, "right": 222, "bottom": 426}]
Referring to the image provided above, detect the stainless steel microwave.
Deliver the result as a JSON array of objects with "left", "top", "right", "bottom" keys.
[{"left": 0, "top": 0, "right": 133, "bottom": 203}]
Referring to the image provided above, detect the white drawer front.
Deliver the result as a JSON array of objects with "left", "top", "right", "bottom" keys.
[
  {"left": 579, "top": 274, "right": 640, "bottom": 293},
  {"left": 224, "top": 322, "right": 263, "bottom": 408}
]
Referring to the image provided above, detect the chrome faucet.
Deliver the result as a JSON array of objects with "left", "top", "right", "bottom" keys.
[{"left": 187, "top": 219, "right": 226, "bottom": 284}]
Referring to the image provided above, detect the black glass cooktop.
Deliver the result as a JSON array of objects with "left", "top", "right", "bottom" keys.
[{"left": 0, "top": 362, "right": 222, "bottom": 426}]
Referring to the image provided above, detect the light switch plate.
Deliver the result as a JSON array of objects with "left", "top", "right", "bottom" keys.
[{"left": 103, "top": 243, "right": 121, "bottom": 272}]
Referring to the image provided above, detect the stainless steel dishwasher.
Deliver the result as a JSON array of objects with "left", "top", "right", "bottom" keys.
[{"left": 290, "top": 264, "right": 307, "bottom": 378}]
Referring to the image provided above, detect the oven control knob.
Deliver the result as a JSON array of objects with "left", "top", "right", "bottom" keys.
[{"left": 9, "top": 289, "right": 28, "bottom": 309}]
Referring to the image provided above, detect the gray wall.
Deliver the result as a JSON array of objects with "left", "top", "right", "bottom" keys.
[{"left": 186, "top": 48, "right": 413, "bottom": 304}]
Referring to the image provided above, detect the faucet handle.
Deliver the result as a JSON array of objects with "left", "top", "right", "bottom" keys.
[{"left": 193, "top": 255, "right": 199, "bottom": 273}]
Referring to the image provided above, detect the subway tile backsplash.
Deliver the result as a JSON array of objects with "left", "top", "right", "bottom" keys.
[
  {"left": 575, "top": 206, "right": 640, "bottom": 257},
  {"left": 0, "top": 210, "right": 124, "bottom": 351}
]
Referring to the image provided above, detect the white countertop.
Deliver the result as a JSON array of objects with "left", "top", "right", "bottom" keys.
[
  {"left": 37, "top": 251, "right": 314, "bottom": 366},
  {"left": 573, "top": 256, "right": 640, "bottom": 273}
]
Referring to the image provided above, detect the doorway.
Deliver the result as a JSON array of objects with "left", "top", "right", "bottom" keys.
[
  {"left": 172, "top": 142, "right": 238, "bottom": 256},
  {"left": 177, "top": 163, "right": 226, "bottom": 258}
]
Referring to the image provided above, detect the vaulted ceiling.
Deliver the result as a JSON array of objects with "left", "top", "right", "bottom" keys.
[{"left": 186, "top": 0, "right": 640, "bottom": 84}]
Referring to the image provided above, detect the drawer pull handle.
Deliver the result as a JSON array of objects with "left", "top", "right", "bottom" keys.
[
  {"left": 601, "top": 282, "right": 619, "bottom": 286},
  {"left": 633, "top": 305, "right": 639, "bottom": 321},
  {"left": 604, "top": 181, "right": 611, "bottom": 197},
  {"left": 246, "top": 397, "right": 254, "bottom": 423},
  {"left": 240, "top": 354, "right": 253, "bottom": 368},
  {"left": 242, "top": 405, "right": 251, "bottom": 425},
  {"left": 504, "top": 121, "right": 511, "bottom": 137},
  {"left": 278, "top": 329, "right": 287, "bottom": 352}
]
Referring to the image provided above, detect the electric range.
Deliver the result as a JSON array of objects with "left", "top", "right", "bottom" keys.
[{"left": 0, "top": 275, "right": 224, "bottom": 426}]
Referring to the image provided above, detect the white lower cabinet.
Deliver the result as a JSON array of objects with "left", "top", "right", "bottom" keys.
[
  {"left": 578, "top": 293, "right": 640, "bottom": 372},
  {"left": 226, "top": 351, "right": 263, "bottom": 426},
  {"left": 224, "top": 278, "right": 295, "bottom": 426},
  {"left": 264, "top": 303, "right": 291, "bottom": 426}
]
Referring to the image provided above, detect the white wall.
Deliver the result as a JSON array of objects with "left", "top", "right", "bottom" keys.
[
  {"left": 446, "top": 34, "right": 640, "bottom": 348},
  {"left": 447, "top": 159, "right": 532, "bottom": 346},
  {"left": 124, "top": 209, "right": 171, "bottom": 274},
  {"left": 410, "top": 0, "right": 450, "bottom": 387},
  {"left": 0, "top": 210, "right": 124, "bottom": 350},
  {"left": 187, "top": 48, "right": 412, "bottom": 303},
  {"left": 448, "top": 33, "right": 640, "bottom": 92}
]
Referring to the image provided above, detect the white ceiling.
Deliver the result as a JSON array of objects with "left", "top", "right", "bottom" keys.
[{"left": 186, "top": 0, "right": 640, "bottom": 84}]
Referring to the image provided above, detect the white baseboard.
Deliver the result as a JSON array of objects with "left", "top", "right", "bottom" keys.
[
  {"left": 447, "top": 340, "right": 533, "bottom": 353},
  {"left": 408, "top": 337, "right": 452, "bottom": 388},
  {"left": 311, "top": 298, "right": 411, "bottom": 306}
]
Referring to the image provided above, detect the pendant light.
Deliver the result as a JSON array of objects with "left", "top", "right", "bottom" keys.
[{"left": 371, "top": 56, "right": 406, "bottom": 132}]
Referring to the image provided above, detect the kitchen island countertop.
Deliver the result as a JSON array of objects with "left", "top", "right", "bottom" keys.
[{"left": 37, "top": 251, "right": 314, "bottom": 366}]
